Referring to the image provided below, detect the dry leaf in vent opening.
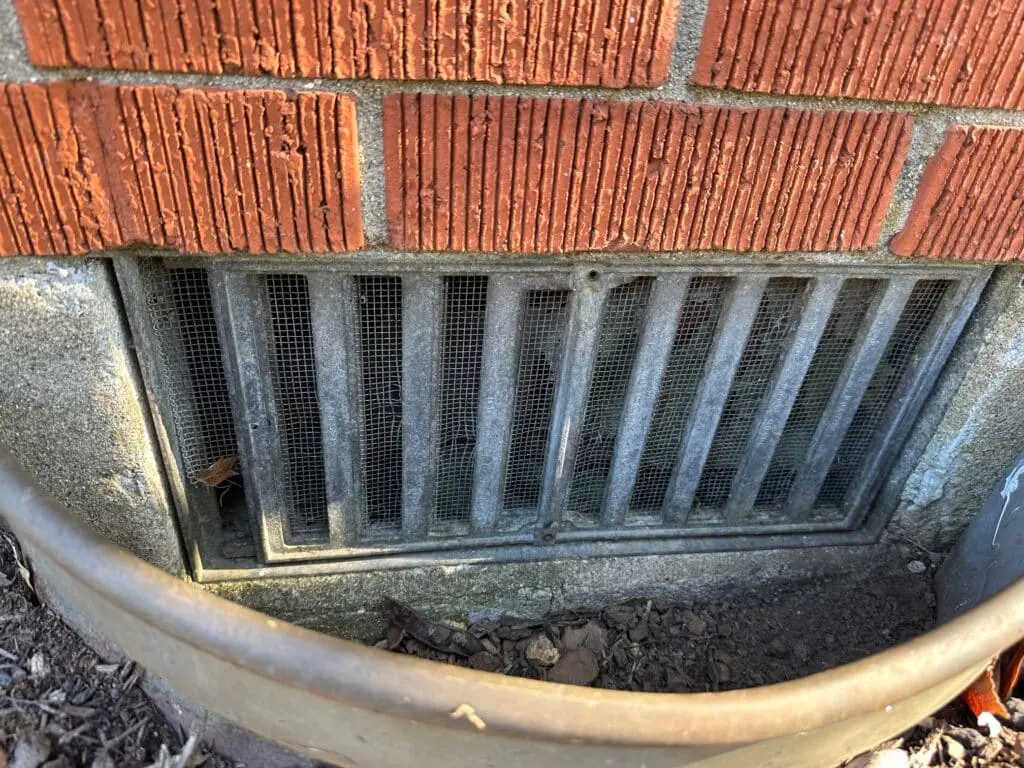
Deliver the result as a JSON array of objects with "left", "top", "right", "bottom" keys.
[{"left": 196, "top": 456, "right": 240, "bottom": 487}]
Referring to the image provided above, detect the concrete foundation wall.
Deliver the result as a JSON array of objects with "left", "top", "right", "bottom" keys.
[
  {"left": 1, "top": 0, "right": 1024, "bottom": 625},
  {"left": 886, "top": 267, "right": 1024, "bottom": 551},
  {"left": 207, "top": 542, "right": 913, "bottom": 641},
  {"left": 4, "top": 255, "right": 1024, "bottom": 622},
  {"left": 0, "top": 258, "right": 185, "bottom": 575}
]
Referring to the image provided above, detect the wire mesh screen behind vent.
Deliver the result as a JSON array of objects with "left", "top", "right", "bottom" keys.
[
  {"left": 127, "top": 261, "right": 986, "bottom": 566},
  {"left": 435, "top": 277, "right": 488, "bottom": 528},
  {"left": 262, "top": 275, "right": 329, "bottom": 541},
  {"left": 145, "top": 267, "right": 238, "bottom": 486}
]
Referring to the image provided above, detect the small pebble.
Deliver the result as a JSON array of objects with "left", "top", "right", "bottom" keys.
[
  {"left": 561, "top": 625, "right": 589, "bottom": 651},
  {"left": 1006, "top": 697, "right": 1024, "bottom": 729},
  {"left": 906, "top": 560, "right": 927, "bottom": 574},
  {"left": 88, "top": 755, "right": 115, "bottom": 768},
  {"left": 524, "top": 634, "right": 560, "bottom": 667},
  {"left": 681, "top": 610, "right": 706, "bottom": 636},
  {"left": 941, "top": 735, "right": 966, "bottom": 762},
  {"left": 628, "top": 622, "right": 650, "bottom": 643},
  {"left": 10, "top": 733, "right": 51, "bottom": 768},
  {"left": 948, "top": 726, "right": 987, "bottom": 751},
  {"left": 561, "top": 622, "right": 606, "bottom": 654}
]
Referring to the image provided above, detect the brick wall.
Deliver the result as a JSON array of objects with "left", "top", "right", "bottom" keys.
[{"left": 1, "top": 0, "right": 1023, "bottom": 261}]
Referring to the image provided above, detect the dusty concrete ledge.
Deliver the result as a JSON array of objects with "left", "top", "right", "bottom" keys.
[
  {"left": 0, "top": 257, "right": 184, "bottom": 575},
  {"left": 206, "top": 542, "right": 911, "bottom": 641}
]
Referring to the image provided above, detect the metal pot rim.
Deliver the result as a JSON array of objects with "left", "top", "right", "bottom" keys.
[{"left": 2, "top": 450, "right": 1022, "bottom": 747}]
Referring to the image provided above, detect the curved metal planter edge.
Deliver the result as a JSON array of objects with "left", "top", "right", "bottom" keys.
[{"left": 1, "top": 450, "right": 1022, "bottom": 768}]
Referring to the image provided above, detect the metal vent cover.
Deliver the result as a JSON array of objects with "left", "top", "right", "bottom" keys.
[{"left": 118, "top": 258, "right": 988, "bottom": 569}]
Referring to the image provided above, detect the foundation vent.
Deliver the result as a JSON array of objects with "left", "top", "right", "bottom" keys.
[{"left": 120, "top": 259, "right": 987, "bottom": 567}]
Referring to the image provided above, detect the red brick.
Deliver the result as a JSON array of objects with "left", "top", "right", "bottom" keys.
[
  {"left": 693, "top": 0, "right": 1024, "bottom": 110},
  {"left": 16, "top": 0, "right": 680, "bottom": 87},
  {"left": 383, "top": 94, "right": 911, "bottom": 253},
  {"left": 891, "top": 125, "right": 1024, "bottom": 261},
  {"left": 0, "top": 83, "right": 363, "bottom": 257}
]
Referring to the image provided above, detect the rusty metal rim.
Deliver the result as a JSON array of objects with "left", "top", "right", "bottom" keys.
[{"left": 2, "top": 451, "right": 1023, "bottom": 748}]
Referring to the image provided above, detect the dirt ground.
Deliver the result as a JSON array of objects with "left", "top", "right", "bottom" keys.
[
  {"left": 1, "top": 532, "right": 1021, "bottom": 767},
  {"left": 383, "top": 555, "right": 937, "bottom": 691},
  {"left": 0, "top": 534, "right": 232, "bottom": 768}
]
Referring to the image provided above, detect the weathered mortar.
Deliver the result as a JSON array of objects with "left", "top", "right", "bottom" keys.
[{"left": 0, "top": 258, "right": 184, "bottom": 575}]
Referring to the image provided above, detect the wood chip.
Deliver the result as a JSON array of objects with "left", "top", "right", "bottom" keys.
[
  {"left": 61, "top": 705, "right": 97, "bottom": 720},
  {"left": 383, "top": 598, "right": 483, "bottom": 657}
]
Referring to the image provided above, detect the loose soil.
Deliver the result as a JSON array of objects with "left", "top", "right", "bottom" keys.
[
  {"left": 0, "top": 532, "right": 232, "bottom": 768},
  {"left": 383, "top": 556, "right": 938, "bottom": 692}
]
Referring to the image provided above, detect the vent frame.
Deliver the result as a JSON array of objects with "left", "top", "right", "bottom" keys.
[{"left": 115, "top": 256, "right": 991, "bottom": 572}]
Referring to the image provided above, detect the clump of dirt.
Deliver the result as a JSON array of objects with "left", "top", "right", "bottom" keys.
[
  {"left": 0, "top": 533, "right": 232, "bottom": 768},
  {"left": 383, "top": 558, "right": 937, "bottom": 692}
]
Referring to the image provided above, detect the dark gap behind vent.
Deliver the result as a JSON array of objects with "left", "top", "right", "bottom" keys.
[
  {"left": 159, "top": 268, "right": 240, "bottom": 480},
  {"left": 145, "top": 266, "right": 250, "bottom": 557},
  {"left": 503, "top": 290, "right": 571, "bottom": 512},
  {"left": 435, "top": 276, "right": 489, "bottom": 528},
  {"left": 629, "top": 276, "right": 731, "bottom": 518},
  {"left": 691, "top": 278, "right": 809, "bottom": 517},
  {"left": 755, "top": 279, "right": 880, "bottom": 513}
]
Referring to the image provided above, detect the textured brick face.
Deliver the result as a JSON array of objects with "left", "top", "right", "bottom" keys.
[
  {"left": 693, "top": 0, "right": 1024, "bottom": 110},
  {"left": 891, "top": 126, "right": 1024, "bottom": 261},
  {"left": 0, "top": 83, "right": 363, "bottom": 257},
  {"left": 17, "top": 0, "right": 681, "bottom": 87},
  {"left": 383, "top": 94, "right": 911, "bottom": 253}
]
